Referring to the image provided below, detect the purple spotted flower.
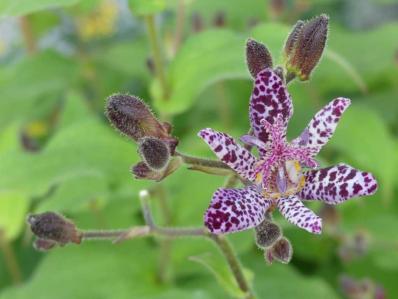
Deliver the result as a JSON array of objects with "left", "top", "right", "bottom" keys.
[{"left": 198, "top": 68, "right": 378, "bottom": 234}]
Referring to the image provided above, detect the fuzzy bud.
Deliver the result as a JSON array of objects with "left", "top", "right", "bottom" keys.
[
  {"left": 138, "top": 137, "right": 170, "bottom": 171},
  {"left": 255, "top": 219, "right": 281, "bottom": 248},
  {"left": 33, "top": 238, "right": 57, "bottom": 251},
  {"left": 131, "top": 157, "right": 182, "bottom": 182},
  {"left": 106, "top": 94, "right": 170, "bottom": 142},
  {"left": 285, "top": 14, "right": 329, "bottom": 81},
  {"left": 27, "top": 212, "right": 81, "bottom": 246},
  {"left": 267, "top": 237, "right": 293, "bottom": 264},
  {"left": 246, "top": 38, "right": 273, "bottom": 78}
]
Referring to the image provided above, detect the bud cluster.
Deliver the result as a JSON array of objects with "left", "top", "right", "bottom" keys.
[
  {"left": 284, "top": 14, "right": 329, "bottom": 81},
  {"left": 27, "top": 212, "right": 81, "bottom": 251},
  {"left": 245, "top": 14, "right": 328, "bottom": 84},
  {"left": 255, "top": 216, "right": 293, "bottom": 264},
  {"left": 106, "top": 94, "right": 180, "bottom": 181}
]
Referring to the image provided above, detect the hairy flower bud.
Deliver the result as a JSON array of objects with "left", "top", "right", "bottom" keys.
[
  {"left": 255, "top": 219, "right": 281, "bottom": 248},
  {"left": 284, "top": 20, "right": 304, "bottom": 58},
  {"left": 266, "top": 237, "right": 293, "bottom": 264},
  {"left": 106, "top": 94, "right": 169, "bottom": 141},
  {"left": 33, "top": 238, "right": 57, "bottom": 251},
  {"left": 284, "top": 14, "right": 329, "bottom": 81},
  {"left": 27, "top": 212, "right": 81, "bottom": 246},
  {"left": 131, "top": 157, "right": 182, "bottom": 181},
  {"left": 246, "top": 38, "right": 273, "bottom": 78},
  {"left": 138, "top": 137, "right": 170, "bottom": 171}
]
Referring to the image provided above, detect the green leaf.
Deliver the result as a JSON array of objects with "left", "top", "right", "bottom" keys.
[
  {"left": 251, "top": 263, "right": 340, "bottom": 299},
  {"left": 0, "top": 50, "right": 78, "bottom": 128},
  {"left": 329, "top": 105, "right": 396, "bottom": 200},
  {"left": 0, "top": 119, "right": 138, "bottom": 196},
  {"left": 0, "top": 0, "right": 80, "bottom": 17},
  {"left": 58, "top": 91, "right": 94, "bottom": 129},
  {"left": 155, "top": 29, "right": 248, "bottom": 115},
  {"left": 189, "top": 253, "right": 253, "bottom": 298},
  {"left": 35, "top": 174, "right": 108, "bottom": 213},
  {"left": 0, "top": 191, "right": 29, "bottom": 241}
]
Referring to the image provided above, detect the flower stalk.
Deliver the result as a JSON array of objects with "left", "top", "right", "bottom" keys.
[{"left": 145, "top": 15, "right": 170, "bottom": 100}]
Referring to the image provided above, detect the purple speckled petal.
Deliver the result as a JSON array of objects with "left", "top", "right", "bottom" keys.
[
  {"left": 277, "top": 196, "right": 322, "bottom": 234},
  {"left": 295, "top": 97, "right": 351, "bottom": 156},
  {"left": 198, "top": 128, "right": 257, "bottom": 181},
  {"left": 204, "top": 186, "right": 271, "bottom": 234},
  {"left": 299, "top": 164, "right": 378, "bottom": 204},
  {"left": 249, "top": 68, "right": 293, "bottom": 144}
]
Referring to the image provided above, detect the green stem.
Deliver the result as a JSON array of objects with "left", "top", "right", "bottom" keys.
[
  {"left": 145, "top": 15, "right": 170, "bottom": 100},
  {"left": 210, "top": 234, "right": 256, "bottom": 299},
  {"left": 175, "top": 151, "right": 231, "bottom": 170},
  {"left": 19, "top": 16, "right": 36, "bottom": 55},
  {"left": 0, "top": 231, "right": 22, "bottom": 285}
]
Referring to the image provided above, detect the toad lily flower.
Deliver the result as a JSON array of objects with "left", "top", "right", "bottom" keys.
[{"left": 198, "top": 68, "right": 378, "bottom": 234}]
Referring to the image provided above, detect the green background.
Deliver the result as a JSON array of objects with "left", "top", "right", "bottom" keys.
[{"left": 0, "top": 0, "right": 397, "bottom": 298}]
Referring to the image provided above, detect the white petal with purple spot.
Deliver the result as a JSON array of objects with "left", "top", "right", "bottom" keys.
[
  {"left": 198, "top": 128, "right": 257, "bottom": 181},
  {"left": 204, "top": 186, "right": 271, "bottom": 234},
  {"left": 277, "top": 196, "right": 322, "bottom": 234},
  {"left": 249, "top": 68, "right": 293, "bottom": 144},
  {"left": 299, "top": 164, "right": 378, "bottom": 204},
  {"left": 296, "top": 98, "right": 350, "bottom": 156}
]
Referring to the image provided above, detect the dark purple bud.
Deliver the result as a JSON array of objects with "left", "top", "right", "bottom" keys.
[
  {"left": 213, "top": 11, "right": 226, "bottom": 27},
  {"left": 192, "top": 12, "right": 204, "bottom": 33},
  {"left": 105, "top": 94, "right": 170, "bottom": 142},
  {"left": 285, "top": 14, "right": 329, "bottom": 81},
  {"left": 284, "top": 20, "right": 304, "bottom": 58},
  {"left": 246, "top": 38, "right": 273, "bottom": 78},
  {"left": 255, "top": 219, "right": 281, "bottom": 248},
  {"left": 138, "top": 137, "right": 170, "bottom": 171},
  {"left": 33, "top": 238, "right": 57, "bottom": 251},
  {"left": 131, "top": 161, "right": 160, "bottom": 180},
  {"left": 27, "top": 212, "right": 81, "bottom": 246},
  {"left": 131, "top": 157, "right": 182, "bottom": 181},
  {"left": 269, "top": 237, "right": 292, "bottom": 264}
]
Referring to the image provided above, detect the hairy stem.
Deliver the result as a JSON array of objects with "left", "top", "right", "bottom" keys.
[
  {"left": 175, "top": 151, "right": 231, "bottom": 170},
  {"left": 211, "top": 234, "right": 255, "bottom": 299},
  {"left": 145, "top": 15, "right": 170, "bottom": 100},
  {"left": 0, "top": 231, "right": 22, "bottom": 285}
]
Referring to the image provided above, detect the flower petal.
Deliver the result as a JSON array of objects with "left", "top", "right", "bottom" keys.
[
  {"left": 299, "top": 164, "right": 378, "bottom": 204},
  {"left": 296, "top": 97, "right": 350, "bottom": 156},
  {"left": 198, "top": 128, "right": 257, "bottom": 181},
  {"left": 249, "top": 68, "right": 293, "bottom": 143},
  {"left": 204, "top": 186, "right": 271, "bottom": 234},
  {"left": 277, "top": 196, "right": 322, "bottom": 234}
]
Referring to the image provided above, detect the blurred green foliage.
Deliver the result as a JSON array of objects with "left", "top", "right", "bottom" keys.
[{"left": 0, "top": 0, "right": 397, "bottom": 298}]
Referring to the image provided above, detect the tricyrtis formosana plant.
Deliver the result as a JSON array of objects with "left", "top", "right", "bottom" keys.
[{"left": 28, "top": 15, "right": 378, "bottom": 298}]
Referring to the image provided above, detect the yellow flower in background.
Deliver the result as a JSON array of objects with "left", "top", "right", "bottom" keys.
[{"left": 76, "top": 0, "right": 118, "bottom": 41}]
